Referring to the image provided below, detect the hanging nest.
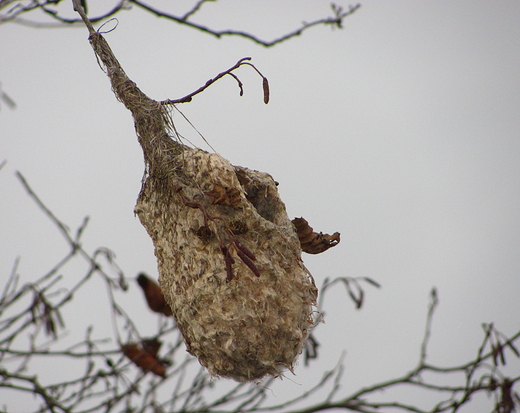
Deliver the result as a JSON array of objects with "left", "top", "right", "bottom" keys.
[
  {"left": 135, "top": 149, "right": 318, "bottom": 381},
  {"left": 73, "top": 4, "right": 338, "bottom": 381}
]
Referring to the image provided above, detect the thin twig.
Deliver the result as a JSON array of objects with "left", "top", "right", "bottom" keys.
[
  {"left": 129, "top": 1, "right": 361, "bottom": 47},
  {"left": 16, "top": 171, "right": 77, "bottom": 249},
  {"left": 180, "top": 0, "right": 214, "bottom": 21},
  {"left": 4, "top": 1, "right": 360, "bottom": 48},
  {"left": 160, "top": 57, "right": 268, "bottom": 105},
  {"left": 419, "top": 287, "right": 438, "bottom": 365}
]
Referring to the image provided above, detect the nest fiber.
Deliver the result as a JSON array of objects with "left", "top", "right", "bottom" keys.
[
  {"left": 82, "top": 30, "right": 317, "bottom": 382},
  {"left": 135, "top": 149, "right": 317, "bottom": 381}
]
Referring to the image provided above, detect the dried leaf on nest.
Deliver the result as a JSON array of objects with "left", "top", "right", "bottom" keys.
[
  {"left": 122, "top": 342, "right": 166, "bottom": 378},
  {"left": 207, "top": 184, "right": 242, "bottom": 208},
  {"left": 137, "top": 273, "right": 172, "bottom": 316},
  {"left": 292, "top": 217, "right": 340, "bottom": 254}
]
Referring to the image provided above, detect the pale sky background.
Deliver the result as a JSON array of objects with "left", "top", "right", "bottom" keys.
[{"left": 1, "top": 1, "right": 520, "bottom": 412}]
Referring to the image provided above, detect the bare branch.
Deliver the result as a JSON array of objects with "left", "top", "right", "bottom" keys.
[
  {"left": 2, "top": 1, "right": 361, "bottom": 48},
  {"left": 2, "top": 171, "right": 520, "bottom": 412},
  {"left": 2, "top": 2, "right": 519, "bottom": 412},
  {"left": 180, "top": 0, "right": 215, "bottom": 21},
  {"left": 0, "top": 0, "right": 127, "bottom": 25},
  {"left": 419, "top": 287, "right": 439, "bottom": 365},
  {"left": 129, "top": 1, "right": 361, "bottom": 47},
  {"left": 160, "top": 57, "right": 269, "bottom": 105}
]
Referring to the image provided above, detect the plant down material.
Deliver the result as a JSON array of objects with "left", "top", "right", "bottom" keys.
[
  {"left": 73, "top": 3, "right": 320, "bottom": 382},
  {"left": 135, "top": 152, "right": 318, "bottom": 381}
]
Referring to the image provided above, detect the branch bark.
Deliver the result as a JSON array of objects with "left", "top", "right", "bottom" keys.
[{"left": 3, "top": 0, "right": 360, "bottom": 48}]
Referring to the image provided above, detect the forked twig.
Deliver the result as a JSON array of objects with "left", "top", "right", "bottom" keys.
[{"left": 160, "top": 57, "right": 269, "bottom": 105}]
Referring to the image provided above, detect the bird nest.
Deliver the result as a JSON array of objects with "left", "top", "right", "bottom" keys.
[
  {"left": 74, "top": 16, "right": 338, "bottom": 381},
  {"left": 134, "top": 148, "right": 318, "bottom": 381}
]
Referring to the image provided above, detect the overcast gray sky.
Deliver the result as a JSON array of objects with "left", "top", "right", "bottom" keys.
[{"left": 1, "top": 1, "right": 520, "bottom": 411}]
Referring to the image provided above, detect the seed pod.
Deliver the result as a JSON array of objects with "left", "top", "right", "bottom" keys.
[{"left": 262, "top": 77, "right": 270, "bottom": 104}]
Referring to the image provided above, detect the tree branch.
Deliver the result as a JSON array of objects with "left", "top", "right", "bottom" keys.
[
  {"left": 129, "top": 0, "right": 361, "bottom": 47},
  {"left": 2, "top": 171, "right": 520, "bottom": 413},
  {"left": 2, "top": 0, "right": 361, "bottom": 48},
  {"left": 160, "top": 56, "right": 269, "bottom": 105}
]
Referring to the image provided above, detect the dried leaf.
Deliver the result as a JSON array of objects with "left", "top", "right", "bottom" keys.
[
  {"left": 207, "top": 184, "right": 242, "bottom": 208},
  {"left": 292, "top": 217, "right": 340, "bottom": 254},
  {"left": 122, "top": 343, "right": 166, "bottom": 378},
  {"left": 207, "top": 184, "right": 227, "bottom": 204},
  {"left": 142, "top": 338, "right": 162, "bottom": 358},
  {"left": 137, "top": 273, "right": 172, "bottom": 316}
]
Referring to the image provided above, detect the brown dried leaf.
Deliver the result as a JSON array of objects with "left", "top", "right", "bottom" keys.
[
  {"left": 122, "top": 343, "right": 166, "bottom": 378},
  {"left": 207, "top": 184, "right": 242, "bottom": 208},
  {"left": 137, "top": 273, "right": 172, "bottom": 316},
  {"left": 142, "top": 338, "right": 162, "bottom": 358},
  {"left": 292, "top": 217, "right": 340, "bottom": 254}
]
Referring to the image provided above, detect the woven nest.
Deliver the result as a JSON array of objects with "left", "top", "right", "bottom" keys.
[
  {"left": 135, "top": 148, "right": 318, "bottom": 381},
  {"left": 82, "top": 30, "right": 318, "bottom": 382}
]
